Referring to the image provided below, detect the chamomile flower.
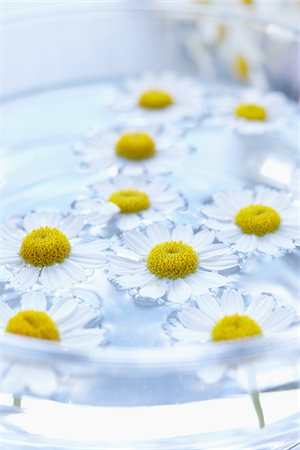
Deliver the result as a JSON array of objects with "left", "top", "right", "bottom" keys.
[
  {"left": 108, "top": 223, "right": 239, "bottom": 304},
  {"left": 202, "top": 186, "right": 300, "bottom": 255},
  {"left": 218, "top": 28, "right": 266, "bottom": 88},
  {"left": 104, "top": 72, "right": 204, "bottom": 125},
  {"left": 170, "top": 290, "right": 295, "bottom": 343},
  {"left": 73, "top": 176, "right": 185, "bottom": 232},
  {"left": 168, "top": 290, "right": 295, "bottom": 382},
  {"left": 212, "top": 89, "right": 290, "bottom": 134},
  {"left": 75, "top": 125, "right": 190, "bottom": 176},
  {"left": 0, "top": 211, "right": 110, "bottom": 291},
  {"left": 0, "top": 291, "right": 105, "bottom": 396}
]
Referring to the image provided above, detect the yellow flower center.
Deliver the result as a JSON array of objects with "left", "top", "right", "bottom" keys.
[
  {"left": 20, "top": 227, "right": 71, "bottom": 267},
  {"left": 109, "top": 189, "right": 150, "bottom": 214},
  {"left": 147, "top": 240, "right": 198, "bottom": 279},
  {"left": 241, "top": 0, "right": 253, "bottom": 4},
  {"left": 235, "top": 103, "right": 267, "bottom": 121},
  {"left": 6, "top": 310, "right": 60, "bottom": 341},
  {"left": 234, "top": 55, "right": 249, "bottom": 81},
  {"left": 235, "top": 205, "right": 281, "bottom": 236},
  {"left": 115, "top": 132, "right": 156, "bottom": 161},
  {"left": 211, "top": 314, "right": 262, "bottom": 341},
  {"left": 138, "top": 90, "right": 174, "bottom": 110}
]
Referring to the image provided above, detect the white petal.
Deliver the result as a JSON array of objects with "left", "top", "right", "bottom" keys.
[
  {"left": 42, "top": 211, "right": 63, "bottom": 228},
  {"left": 62, "top": 329, "right": 104, "bottom": 349},
  {"left": 220, "top": 291, "right": 245, "bottom": 315},
  {"left": 39, "top": 265, "right": 69, "bottom": 290},
  {"left": 191, "top": 229, "right": 215, "bottom": 250},
  {"left": 233, "top": 234, "right": 259, "bottom": 253},
  {"left": 202, "top": 205, "right": 233, "bottom": 221},
  {"left": 60, "top": 260, "right": 87, "bottom": 283},
  {"left": 178, "top": 306, "right": 214, "bottom": 331},
  {"left": 146, "top": 222, "right": 171, "bottom": 244},
  {"left": 196, "top": 294, "right": 223, "bottom": 321},
  {"left": 200, "top": 255, "right": 238, "bottom": 271},
  {"left": 1, "top": 223, "right": 25, "bottom": 243},
  {"left": 10, "top": 266, "right": 40, "bottom": 291},
  {"left": 59, "top": 215, "right": 84, "bottom": 238},
  {"left": 50, "top": 298, "right": 81, "bottom": 324},
  {"left": 194, "top": 270, "right": 229, "bottom": 289},
  {"left": 256, "top": 237, "right": 279, "bottom": 255},
  {"left": 260, "top": 308, "right": 295, "bottom": 333},
  {"left": 267, "top": 193, "right": 291, "bottom": 212},
  {"left": 141, "top": 209, "right": 165, "bottom": 222},
  {"left": 171, "top": 224, "right": 194, "bottom": 244},
  {"left": 72, "top": 239, "right": 109, "bottom": 253},
  {"left": 69, "top": 253, "right": 106, "bottom": 268},
  {"left": 117, "top": 214, "right": 141, "bottom": 231},
  {"left": 167, "top": 278, "right": 192, "bottom": 303},
  {"left": 124, "top": 230, "right": 153, "bottom": 255},
  {"left": 218, "top": 228, "right": 243, "bottom": 244},
  {"left": 268, "top": 232, "right": 295, "bottom": 249},
  {"left": 185, "top": 272, "right": 212, "bottom": 295},
  {"left": 246, "top": 295, "right": 275, "bottom": 323},
  {"left": 206, "top": 220, "right": 235, "bottom": 231},
  {"left": 108, "top": 255, "right": 146, "bottom": 275},
  {"left": 139, "top": 277, "right": 167, "bottom": 298},
  {"left": 213, "top": 191, "right": 247, "bottom": 215},
  {"left": 58, "top": 303, "right": 98, "bottom": 333},
  {"left": 199, "top": 243, "right": 233, "bottom": 260},
  {"left": 254, "top": 187, "right": 277, "bottom": 205},
  {"left": 117, "top": 271, "right": 154, "bottom": 288},
  {"left": 170, "top": 326, "right": 208, "bottom": 343},
  {"left": 0, "top": 255, "right": 22, "bottom": 264},
  {"left": 21, "top": 291, "right": 47, "bottom": 311},
  {"left": 23, "top": 212, "right": 48, "bottom": 232}
]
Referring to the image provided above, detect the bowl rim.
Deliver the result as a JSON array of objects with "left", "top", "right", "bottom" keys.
[{"left": 2, "top": 0, "right": 300, "bottom": 41}]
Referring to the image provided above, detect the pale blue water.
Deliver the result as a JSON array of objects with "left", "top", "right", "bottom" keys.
[
  {"left": 1, "top": 81, "right": 300, "bottom": 450},
  {"left": 2, "top": 81, "right": 299, "bottom": 348}
]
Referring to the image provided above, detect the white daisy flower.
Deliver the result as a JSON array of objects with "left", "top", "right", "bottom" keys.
[
  {"left": 218, "top": 27, "right": 267, "bottom": 88},
  {"left": 211, "top": 89, "right": 290, "bottom": 134},
  {"left": 108, "top": 222, "right": 239, "bottom": 304},
  {"left": 0, "top": 211, "right": 110, "bottom": 291},
  {"left": 0, "top": 291, "right": 105, "bottom": 396},
  {"left": 104, "top": 71, "right": 204, "bottom": 125},
  {"left": 168, "top": 290, "right": 295, "bottom": 382},
  {"left": 201, "top": 186, "right": 300, "bottom": 255},
  {"left": 75, "top": 125, "right": 190, "bottom": 176},
  {"left": 73, "top": 176, "right": 185, "bottom": 232}
]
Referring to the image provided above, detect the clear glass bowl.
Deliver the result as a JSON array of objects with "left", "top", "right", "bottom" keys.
[{"left": 1, "top": 3, "right": 299, "bottom": 449}]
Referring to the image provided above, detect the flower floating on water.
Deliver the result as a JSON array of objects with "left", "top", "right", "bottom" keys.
[
  {"left": 169, "top": 290, "right": 295, "bottom": 345},
  {"left": 0, "top": 211, "right": 110, "bottom": 291},
  {"left": 75, "top": 125, "right": 191, "bottom": 175},
  {"left": 218, "top": 27, "right": 266, "bottom": 87},
  {"left": 73, "top": 176, "right": 185, "bottom": 232},
  {"left": 108, "top": 223, "right": 239, "bottom": 303},
  {"left": 201, "top": 186, "right": 300, "bottom": 255},
  {"left": 168, "top": 289, "right": 295, "bottom": 388},
  {"left": 212, "top": 89, "right": 290, "bottom": 134},
  {"left": 0, "top": 291, "right": 105, "bottom": 395},
  {"left": 104, "top": 72, "right": 204, "bottom": 124}
]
